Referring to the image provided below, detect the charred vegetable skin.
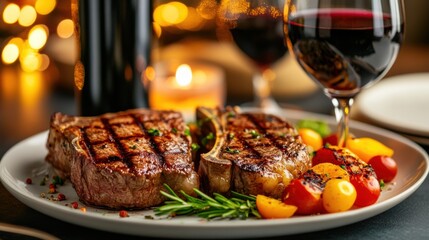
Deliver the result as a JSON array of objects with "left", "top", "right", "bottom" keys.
[{"left": 312, "top": 147, "right": 380, "bottom": 207}]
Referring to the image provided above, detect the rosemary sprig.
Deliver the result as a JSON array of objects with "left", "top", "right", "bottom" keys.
[{"left": 154, "top": 184, "right": 261, "bottom": 220}]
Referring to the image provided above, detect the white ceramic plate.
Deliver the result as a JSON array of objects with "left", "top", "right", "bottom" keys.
[
  {"left": 1, "top": 110, "right": 428, "bottom": 239},
  {"left": 356, "top": 73, "right": 429, "bottom": 137}
]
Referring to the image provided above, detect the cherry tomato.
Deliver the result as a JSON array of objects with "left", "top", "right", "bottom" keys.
[
  {"left": 322, "top": 179, "right": 357, "bottom": 213},
  {"left": 350, "top": 174, "right": 380, "bottom": 207},
  {"left": 323, "top": 133, "right": 338, "bottom": 146},
  {"left": 368, "top": 155, "right": 398, "bottom": 182},
  {"left": 283, "top": 179, "right": 323, "bottom": 215},
  {"left": 256, "top": 195, "right": 297, "bottom": 219},
  {"left": 312, "top": 147, "right": 338, "bottom": 166}
]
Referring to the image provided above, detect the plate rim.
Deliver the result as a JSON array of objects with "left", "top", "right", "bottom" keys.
[
  {"left": 1, "top": 110, "right": 428, "bottom": 239},
  {"left": 356, "top": 72, "right": 429, "bottom": 137}
]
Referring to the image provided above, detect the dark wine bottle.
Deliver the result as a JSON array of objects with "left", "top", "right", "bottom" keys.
[{"left": 72, "top": 0, "right": 152, "bottom": 116}]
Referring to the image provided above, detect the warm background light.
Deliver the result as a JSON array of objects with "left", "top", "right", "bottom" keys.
[
  {"left": 35, "top": 0, "right": 57, "bottom": 15},
  {"left": 1, "top": 44, "right": 20, "bottom": 64},
  {"left": 177, "top": 7, "right": 204, "bottom": 31},
  {"left": 18, "top": 5, "right": 37, "bottom": 27},
  {"left": 28, "top": 25, "right": 49, "bottom": 50},
  {"left": 176, "top": 64, "right": 192, "bottom": 87},
  {"left": 57, "top": 19, "right": 74, "bottom": 38},
  {"left": 154, "top": 1, "right": 188, "bottom": 27},
  {"left": 20, "top": 51, "right": 41, "bottom": 72},
  {"left": 38, "top": 54, "right": 50, "bottom": 71},
  {"left": 3, "top": 3, "right": 20, "bottom": 24}
]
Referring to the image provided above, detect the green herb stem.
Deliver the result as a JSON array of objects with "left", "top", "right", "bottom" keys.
[{"left": 154, "top": 184, "right": 260, "bottom": 220}]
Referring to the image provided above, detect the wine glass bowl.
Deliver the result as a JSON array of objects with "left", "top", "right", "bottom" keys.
[
  {"left": 218, "top": 0, "right": 286, "bottom": 112},
  {"left": 284, "top": 0, "right": 405, "bottom": 146}
]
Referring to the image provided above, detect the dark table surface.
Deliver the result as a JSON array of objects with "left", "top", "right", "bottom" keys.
[{"left": 1, "top": 45, "right": 429, "bottom": 240}]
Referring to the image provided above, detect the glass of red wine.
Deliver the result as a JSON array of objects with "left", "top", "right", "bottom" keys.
[
  {"left": 218, "top": 0, "right": 287, "bottom": 112},
  {"left": 284, "top": 0, "right": 405, "bottom": 147}
]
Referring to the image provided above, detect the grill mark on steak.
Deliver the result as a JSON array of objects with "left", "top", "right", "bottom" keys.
[
  {"left": 197, "top": 107, "right": 311, "bottom": 198},
  {"left": 77, "top": 113, "right": 172, "bottom": 175},
  {"left": 79, "top": 127, "right": 96, "bottom": 164},
  {"left": 46, "top": 109, "right": 200, "bottom": 209},
  {"left": 246, "top": 113, "right": 306, "bottom": 159},
  {"left": 131, "top": 114, "right": 165, "bottom": 168},
  {"left": 100, "top": 117, "right": 132, "bottom": 168}
]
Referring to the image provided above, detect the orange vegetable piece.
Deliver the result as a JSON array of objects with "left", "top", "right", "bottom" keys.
[
  {"left": 256, "top": 195, "right": 297, "bottom": 219},
  {"left": 298, "top": 128, "right": 323, "bottom": 151},
  {"left": 311, "top": 162, "right": 350, "bottom": 182},
  {"left": 346, "top": 138, "right": 394, "bottom": 163}
]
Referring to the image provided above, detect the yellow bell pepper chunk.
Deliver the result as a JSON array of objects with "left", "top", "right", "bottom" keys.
[{"left": 346, "top": 137, "right": 394, "bottom": 163}]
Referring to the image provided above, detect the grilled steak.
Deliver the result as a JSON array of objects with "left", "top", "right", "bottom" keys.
[
  {"left": 196, "top": 107, "right": 311, "bottom": 198},
  {"left": 46, "top": 109, "right": 199, "bottom": 209}
]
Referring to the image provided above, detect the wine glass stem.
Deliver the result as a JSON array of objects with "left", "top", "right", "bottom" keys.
[
  {"left": 252, "top": 69, "right": 280, "bottom": 112},
  {"left": 331, "top": 97, "right": 354, "bottom": 147}
]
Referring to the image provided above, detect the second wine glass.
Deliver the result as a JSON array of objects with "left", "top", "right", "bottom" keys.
[
  {"left": 218, "top": 0, "right": 286, "bottom": 112},
  {"left": 284, "top": 0, "right": 405, "bottom": 147}
]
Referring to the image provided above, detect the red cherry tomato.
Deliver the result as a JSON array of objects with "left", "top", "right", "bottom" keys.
[
  {"left": 283, "top": 179, "right": 323, "bottom": 215},
  {"left": 323, "top": 133, "right": 338, "bottom": 146},
  {"left": 350, "top": 174, "right": 380, "bottom": 207},
  {"left": 368, "top": 155, "right": 398, "bottom": 183},
  {"left": 312, "top": 147, "right": 338, "bottom": 166}
]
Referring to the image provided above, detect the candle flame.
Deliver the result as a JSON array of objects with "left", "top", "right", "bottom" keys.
[{"left": 176, "top": 64, "right": 192, "bottom": 87}]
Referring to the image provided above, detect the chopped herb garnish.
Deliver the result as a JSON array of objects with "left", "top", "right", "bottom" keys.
[
  {"left": 202, "top": 132, "right": 214, "bottom": 145},
  {"left": 40, "top": 175, "right": 49, "bottom": 186},
  {"left": 52, "top": 176, "right": 64, "bottom": 186},
  {"left": 184, "top": 128, "right": 191, "bottom": 136},
  {"left": 379, "top": 179, "right": 385, "bottom": 188},
  {"left": 225, "top": 147, "right": 239, "bottom": 154},
  {"left": 248, "top": 130, "right": 261, "bottom": 139},
  {"left": 197, "top": 117, "right": 212, "bottom": 127},
  {"left": 130, "top": 145, "right": 137, "bottom": 150},
  {"left": 227, "top": 112, "right": 236, "bottom": 118},
  {"left": 191, "top": 143, "right": 200, "bottom": 151},
  {"left": 227, "top": 132, "right": 235, "bottom": 140},
  {"left": 172, "top": 128, "right": 178, "bottom": 133},
  {"left": 340, "top": 165, "right": 346, "bottom": 170},
  {"left": 148, "top": 128, "right": 161, "bottom": 136}
]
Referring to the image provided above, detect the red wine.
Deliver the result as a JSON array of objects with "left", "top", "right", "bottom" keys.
[
  {"left": 73, "top": 0, "right": 152, "bottom": 116},
  {"left": 286, "top": 9, "right": 403, "bottom": 96},
  {"left": 230, "top": 14, "right": 287, "bottom": 69}
]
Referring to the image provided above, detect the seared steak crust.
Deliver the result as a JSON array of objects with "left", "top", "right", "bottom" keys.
[
  {"left": 197, "top": 107, "right": 310, "bottom": 198},
  {"left": 46, "top": 109, "right": 199, "bottom": 209}
]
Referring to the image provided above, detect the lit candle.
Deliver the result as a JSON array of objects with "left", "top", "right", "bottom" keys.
[{"left": 150, "top": 62, "right": 225, "bottom": 114}]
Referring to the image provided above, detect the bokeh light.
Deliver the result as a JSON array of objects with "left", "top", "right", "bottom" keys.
[
  {"left": 18, "top": 5, "right": 37, "bottom": 27},
  {"left": 1, "top": 43, "right": 20, "bottom": 64},
  {"left": 153, "top": 2, "right": 188, "bottom": 27},
  {"left": 178, "top": 7, "right": 205, "bottom": 31},
  {"left": 20, "top": 51, "right": 41, "bottom": 72},
  {"left": 3, "top": 3, "right": 20, "bottom": 24},
  {"left": 57, "top": 19, "right": 74, "bottom": 38},
  {"left": 35, "top": 0, "right": 57, "bottom": 15},
  {"left": 197, "top": 0, "right": 218, "bottom": 20},
  {"left": 38, "top": 54, "right": 50, "bottom": 71},
  {"left": 28, "top": 25, "right": 49, "bottom": 50}
]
